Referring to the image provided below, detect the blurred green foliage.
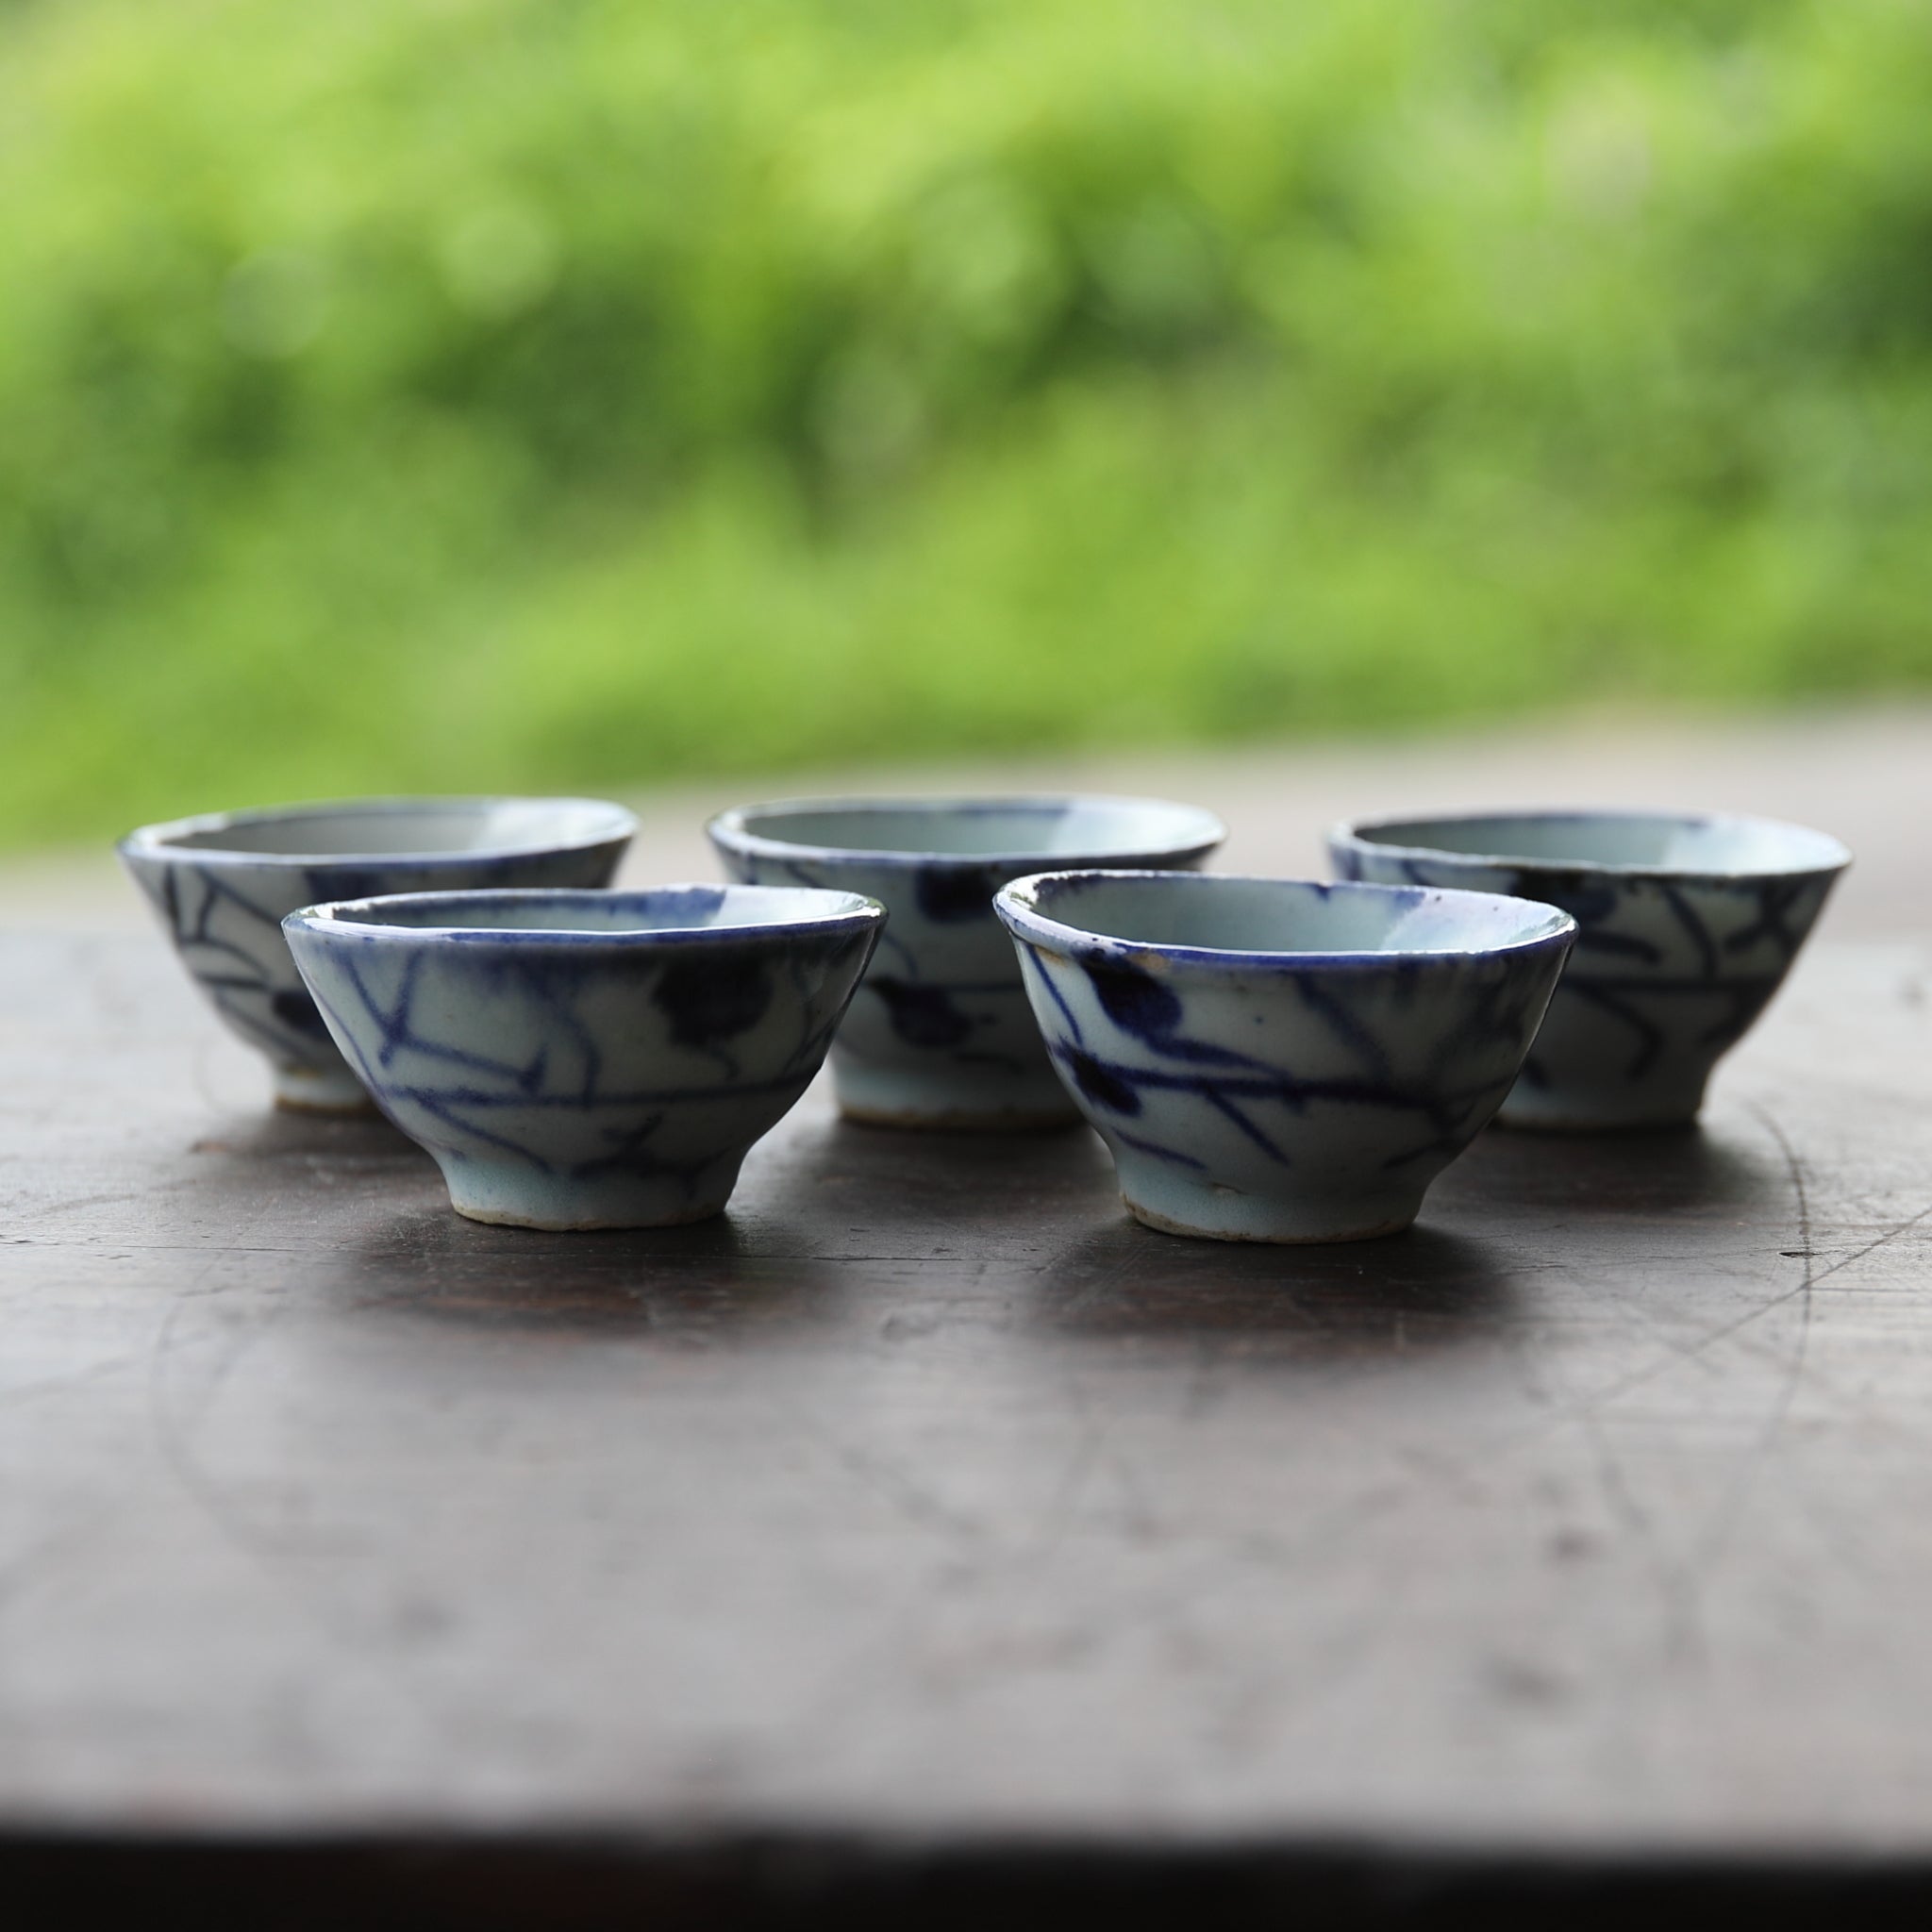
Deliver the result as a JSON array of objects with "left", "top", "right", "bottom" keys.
[{"left": 2, "top": 0, "right": 1930, "bottom": 844}]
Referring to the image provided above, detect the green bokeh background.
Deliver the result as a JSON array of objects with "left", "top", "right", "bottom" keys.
[{"left": 3, "top": 0, "right": 1929, "bottom": 847}]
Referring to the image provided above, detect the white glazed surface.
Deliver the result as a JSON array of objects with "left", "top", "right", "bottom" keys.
[
  {"left": 708, "top": 796, "right": 1225, "bottom": 1129},
  {"left": 1329, "top": 809, "right": 1851, "bottom": 1129},
  {"left": 996, "top": 872, "right": 1576, "bottom": 1242},
  {"left": 284, "top": 885, "right": 883, "bottom": 1228},
  {"left": 119, "top": 797, "right": 636, "bottom": 1110}
]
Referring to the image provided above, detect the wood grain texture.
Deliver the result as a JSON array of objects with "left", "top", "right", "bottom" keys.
[{"left": 3, "top": 925, "right": 1931, "bottom": 1891}]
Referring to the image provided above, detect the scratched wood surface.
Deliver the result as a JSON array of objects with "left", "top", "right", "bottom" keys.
[{"left": 3, "top": 915, "right": 1931, "bottom": 1904}]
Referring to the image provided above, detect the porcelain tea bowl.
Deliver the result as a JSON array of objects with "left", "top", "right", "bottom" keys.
[
  {"left": 283, "top": 885, "right": 883, "bottom": 1229},
  {"left": 707, "top": 796, "right": 1226, "bottom": 1129},
  {"left": 994, "top": 871, "right": 1576, "bottom": 1243},
  {"left": 1328, "top": 810, "right": 1852, "bottom": 1130},
  {"left": 119, "top": 797, "right": 637, "bottom": 1114}
]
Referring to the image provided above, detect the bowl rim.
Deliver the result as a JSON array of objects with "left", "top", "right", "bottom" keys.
[
  {"left": 119, "top": 795, "right": 639, "bottom": 868},
  {"left": 706, "top": 793, "right": 1228, "bottom": 870},
  {"left": 283, "top": 883, "right": 887, "bottom": 948},
  {"left": 994, "top": 870, "right": 1578, "bottom": 972},
  {"left": 1328, "top": 807, "right": 1853, "bottom": 884}
]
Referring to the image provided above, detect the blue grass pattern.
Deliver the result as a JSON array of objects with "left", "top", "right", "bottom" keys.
[
  {"left": 1024, "top": 948, "right": 1555, "bottom": 1177},
  {"left": 716, "top": 850, "right": 1052, "bottom": 1084},
  {"left": 125, "top": 841, "right": 626, "bottom": 1081},
  {"left": 297, "top": 921, "right": 874, "bottom": 1203},
  {"left": 129, "top": 859, "right": 332, "bottom": 1072},
  {"left": 1333, "top": 835, "right": 1840, "bottom": 1096}
]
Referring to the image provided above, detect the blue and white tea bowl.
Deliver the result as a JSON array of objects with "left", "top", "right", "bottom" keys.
[
  {"left": 120, "top": 797, "right": 636, "bottom": 1113},
  {"left": 283, "top": 885, "right": 883, "bottom": 1229},
  {"left": 995, "top": 872, "right": 1576, "bottom": 1243},
  {"left": 1329, "top": 810, "right": 1852, "bottom": 1130},
  {"left": 708, "top": 797, "right": 1226, "bottom": 1130}
]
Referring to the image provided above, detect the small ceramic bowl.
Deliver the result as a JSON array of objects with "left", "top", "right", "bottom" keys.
[
  {"left": 283, "top": 885, "right": 883, "bottom": 1229},
  {"left": 708, "top": 796, "right": 1226, "bottom": 1129},
  {"left": 994, "top": 871, "right": 1575, "bottom": 1243},
  {"left": 1328, "top": 810, "right": 1852, "bottom": 1130},
  {"left": 120, "top": 797, "right": 637, "bottom": 1113}
]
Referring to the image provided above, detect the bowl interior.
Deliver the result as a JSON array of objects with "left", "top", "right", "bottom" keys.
[
  {"left": 1009, "top": 874, "right": 1572, "bottom": 958},
  {"left": 310, "top": 885, "right": 877, "bottom": 938},
  {"left": 148, "top": 797, "right": 632, "bottom": 860},
  {"left": 723, "top": 796, "right": 1223, "bottom": 861},
  {"left": 1348, "top": 811, "right": 1847, "bottom": 875}
]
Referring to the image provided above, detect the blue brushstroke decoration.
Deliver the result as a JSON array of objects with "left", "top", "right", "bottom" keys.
[
  {"left": 120, "top": 796, "right": 637, "bottom": 1113},
  {"left": 707, "top": 793, "right": 1226, "bottom": 1129},
  {"left": 284, "top": 884, "right": 884, "bottom": 1229},
  {"left": 1327, "top": 808, "right": 1850, "bottom": 1129},
  {"left": 996, "top": 870, "right": 1576, "bottom": 1244}
]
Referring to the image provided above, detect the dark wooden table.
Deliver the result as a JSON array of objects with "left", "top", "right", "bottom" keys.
[{"left": 5, "top": 911, "right": 1932, "bottom": 1926}]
